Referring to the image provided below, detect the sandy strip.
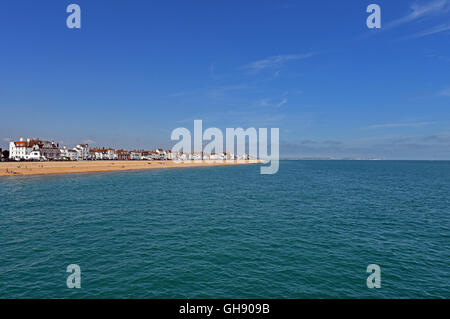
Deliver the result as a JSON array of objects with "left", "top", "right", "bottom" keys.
[{"left": 0, "top": 160, "right": 262, "bottom": 177}]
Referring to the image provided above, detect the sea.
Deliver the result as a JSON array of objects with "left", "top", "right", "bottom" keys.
[{"left": 0, "top": 160, "right": 449, "bottom": 298}]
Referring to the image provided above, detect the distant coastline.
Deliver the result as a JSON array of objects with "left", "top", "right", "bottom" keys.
[{"left": 0, "top": 160, "right": 262, "bottom": 177}]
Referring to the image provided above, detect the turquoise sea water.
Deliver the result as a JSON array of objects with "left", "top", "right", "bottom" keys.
[{"left": 0, "top": 161, "right": 449, "bottom": 298}]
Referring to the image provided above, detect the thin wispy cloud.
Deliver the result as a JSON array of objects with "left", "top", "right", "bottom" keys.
[
  {"left": 361, "top": 0, "right": 450, "bottom": 40},
  {"left": 258, "top": 99, "right": 270, "bottom": 107},
  {"left": 2, "top": 138, "right": 11, "bottom": 142},
  {"left": 439, "top": 87, "right": 450, "bottom": 96},
  {"left": 387, "top": 0, "right": 449, "bottom": 29},
  {"left": 241, "top": 53, "right": 315, "bottom": 73},
  {"left": 365, "top": 122, "right": 435, "bottom": 129},
  {"left": 257, "top": 95, "right": 288, "bottom": 108},
  {"left": 276, "top": 97, "right": 288, "bottom": 108},
  {"left": 401, "top": 23, "right": 450, "bottom": 39},
  {"left": 425, "top": 51, "right": 450, "bottom": 63},
  {"left": 422, "top": 134, "right": 450, "bottom": 143}
]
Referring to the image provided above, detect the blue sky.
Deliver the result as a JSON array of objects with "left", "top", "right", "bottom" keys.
[{"left": 0, "top": 0, "right": 449, "bottom": 159}]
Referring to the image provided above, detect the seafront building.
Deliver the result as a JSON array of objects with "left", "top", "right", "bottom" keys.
[
  {"left": 74, "top": 144, "right": 89, "bottom": 160},
  {"left": 89, "top": 148, "right": 118, "bottom": 160},
  {"left": 117, "top": 149, "right": 130, "bottom": 160},
  {"left": 9, "top": 138, "right": 61, "bottom": 161},
  {"left": 9, "top": 139, "right": 28, "bottom": 159},
  {"left": 7, "top": 137, "right": 247, "bottom": 162},
  {"left": 61, "top": 147, "right": 79, "bottom": 161}
]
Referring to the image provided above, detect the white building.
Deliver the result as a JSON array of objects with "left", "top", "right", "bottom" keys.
[
  {"left": 26, "top": 150, "right": 46, "bottom": 161},
  {"left": 9, "top": 138, "right": 51, "bottom": 161},
  {"left": 92, "top": 149, "right": 104, "bottom": 160},
  {"left": 191, "top": 152, "right": 202, "bottom": 160},
  {"left": 74, "top": 144, "right": 89, "bottom": 160},
  {"left": 60, "top": 147, "right": 70, "bottom": 160},
  {"left": 88, "top": 148, "right": 116, "bottom": 160},
  {"left": 68, "top": 150, "right": 79, "bottom": 161},
  {"left": 221, "top": 152, "right": 234, "bottom": 160},
  {"left": 105, "top": 148, "right": 117, "bottom": 160},
  {"left": 130, "top": 151, "right": 142, "bottom": 160},
  {"left": 155, "top": 148, "right": 168, "bottom": 160},
  {"left": 208, "top": 153, "right": 220, "bottom": 160},
  {"left": 176, "top": 152, "right": 190, "bottom": 161},
  {"left": 237, "top": 154, "right": 250, "bottom": 160},
  {"left": 9, "top": 138, "right": 31, "bottom": 160}
]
